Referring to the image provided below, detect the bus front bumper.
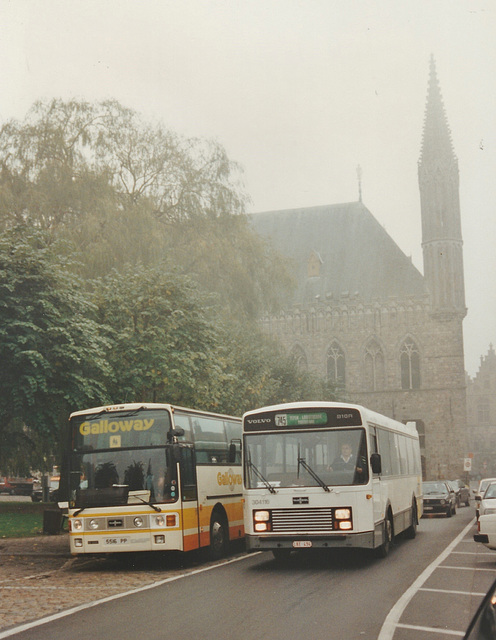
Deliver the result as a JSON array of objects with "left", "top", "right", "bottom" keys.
[{"left": 246, "top": 530, "right": 377, "bottom": 552}]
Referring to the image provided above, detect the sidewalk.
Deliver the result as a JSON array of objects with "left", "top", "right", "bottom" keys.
[{"left": 0, "top": 532, "right": 71, "bottom": 557}]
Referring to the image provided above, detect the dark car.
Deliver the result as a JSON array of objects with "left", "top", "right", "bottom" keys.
[
  {"left": 464, "top": 576, "right": 496, "bottom": 639},
  {"left": 422, "top": 480, "right": 457, "bottom": 517},
  {"left": 31, "top": 476, "right": 59, "bottom": 503},
  {"left": 450, "top": 479, "right": 470, "bottom": 507}
]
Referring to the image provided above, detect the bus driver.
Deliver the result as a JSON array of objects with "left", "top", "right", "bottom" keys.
[{"left": 329, "top": 442, "right": 364, "bottom": 476}]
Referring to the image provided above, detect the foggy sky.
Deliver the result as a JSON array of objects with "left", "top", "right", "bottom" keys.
[{"left": 0, "top": 0, "right": 494, "bottom": 376}]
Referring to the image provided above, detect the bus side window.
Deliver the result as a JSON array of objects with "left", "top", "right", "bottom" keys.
[
  {"left": 398, "top": 435, "right": 408, "bottom": 475},
  {"left": 225, "top": 421, "right": 242, "bottom": 464},
  {"left": 377, "top": 428, "right": 392, "bottom": 476},
  {"left": 192, "top": 417, "right": 228, "bottom": 464},
  {"left": 389, "top": 432, "right": 400, "bottom": 475},
  {"left": 370, "top": 427, "right": 378, "bottom": 455},
  {"left": 173, "top": 413, "right": 192, "bottom": 441}
]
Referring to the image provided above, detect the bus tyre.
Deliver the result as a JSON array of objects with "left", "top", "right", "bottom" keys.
[
  {"left": 405, "top": 502, "right": 417, "bottom": 539},
  {"left": 209, "top": 512, "right": 228, "bottom": 560},
  {"left": 375, "top": 514, "right": 393, "bottom": 558}
]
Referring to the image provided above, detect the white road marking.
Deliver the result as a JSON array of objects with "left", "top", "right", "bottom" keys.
[
  {"left": 378, "top": 519, "right": 481, "bottom": 640},
  {"left": 396, "top": 623, "right": 464, "bottom": 637},
  {"left": 419, "top": 587, "right": 486, "bottom": 597},
  {"left": 0, "top": 552, "right": 261, "bottom": 639}
]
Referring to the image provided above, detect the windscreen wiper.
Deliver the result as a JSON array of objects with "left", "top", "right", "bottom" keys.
[
  {"left": 129, "top": 494, "right": 162, "bottom": 512},
  {"left": 82, "top": 406, "right": 146, "bottom": 421},
  {"left": 297, "top": 451, "right": 330, "bottom": 492},
  {"left": 247, "top": 452, "right": 276, "bottom": 494}
]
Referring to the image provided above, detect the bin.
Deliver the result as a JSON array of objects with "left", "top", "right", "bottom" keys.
[{"left": 43, "top": 509, "right": 62, "bottom": 535}]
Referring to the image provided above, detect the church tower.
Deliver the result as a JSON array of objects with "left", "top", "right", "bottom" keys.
[{"left": 418, "top": 56, "right": 466, "bottom": 319}]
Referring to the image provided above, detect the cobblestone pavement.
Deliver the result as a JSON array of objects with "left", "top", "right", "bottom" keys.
[{"left": 0, "top": 534, "right": 243, "bottom": 633}]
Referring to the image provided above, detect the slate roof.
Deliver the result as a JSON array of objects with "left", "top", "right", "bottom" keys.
[{"left": 249, "top": 201, "right": 426, "bottom": 306}]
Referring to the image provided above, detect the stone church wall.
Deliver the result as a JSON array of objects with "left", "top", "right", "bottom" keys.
[{"left": 261, "top": 295, "right": 467, "bottom": 480}]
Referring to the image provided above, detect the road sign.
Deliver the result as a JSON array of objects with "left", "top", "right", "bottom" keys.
[{"left": 464, "top": 458, "right": 472, "bottom": 472}]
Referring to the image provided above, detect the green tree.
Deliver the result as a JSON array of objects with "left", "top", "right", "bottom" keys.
[
  {"left": 93, "top": 263, "right": 223, "bottom": 407},
  {"left": 0, "top": 225, "right": 111, "bottom": 472},
  {"left": 0, "top": 98, "right": 292, "bottom": 317}
]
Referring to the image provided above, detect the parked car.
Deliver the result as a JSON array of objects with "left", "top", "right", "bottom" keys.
[
  {"left": 478, "top": 482, "right": 496, "bottom": 519},
  {"left": 447, "top": 480, "right": 462, "bottom": 507},
  {"left": 0, "top": 476, "right": 34, "bottom": 495},
  {"left": 31, "top": 476, "right": 60, "bottom": 503},
  {"left": 0, "top": 477, "right": 15, "bottom": 494},
  {"left": 464, "top": 575, "right": 496, "bottom": 638},
  {"left": 422, "top": 480, "right": 457, "bottom": 517},
  {"left": 475, "top": 477, "right": 496, "bottom": 519},
  {"left": 453, "top": 479, "right": 470, "bottom": 507},
  {"left": 449, "top": 479, "right": 471, "bottom": 507},
  {"left": 474, "top": 513, "right": 496, "bottom": 551}
]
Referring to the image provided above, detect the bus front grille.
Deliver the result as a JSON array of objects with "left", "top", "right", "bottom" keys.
[{"left": 271, "top": 508, "right": 333, "bottom": 533}]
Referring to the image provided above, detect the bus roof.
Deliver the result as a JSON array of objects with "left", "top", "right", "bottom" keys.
[
  {"left": 242, "top": 401, "right": 419, "bottom": 436},
  {"left": 69, "top": 402, "right": 241, "bottom": 421}
]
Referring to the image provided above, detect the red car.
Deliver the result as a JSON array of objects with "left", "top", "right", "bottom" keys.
[{"left": 0, "top": 477, "right": 15, "bottom": 494}]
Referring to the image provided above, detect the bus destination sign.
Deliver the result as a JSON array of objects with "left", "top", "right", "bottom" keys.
[
  {"left": 244, "top": 408, "right": 362, "bottom": 431},
  {"left": 275, "top": 412, "right": 327, "bottom": 427}
]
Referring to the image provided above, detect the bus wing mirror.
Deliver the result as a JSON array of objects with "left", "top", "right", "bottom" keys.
[
  {"left": 168, "top": 428, "right": 185, "bottom": 443},
  {"left": 371, "top": 453, "right": 382, "bottom": 474}
]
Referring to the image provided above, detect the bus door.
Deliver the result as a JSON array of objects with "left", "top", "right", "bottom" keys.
[
  {"left": 177, "top": 446, "right": 200, "bottom": 552},
  {"left": 369, "top": 427, "right": 386, "bottom": 527}
]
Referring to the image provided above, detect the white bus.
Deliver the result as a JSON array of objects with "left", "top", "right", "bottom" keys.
[
  {"left": 243, "top": 401, "right": 422, "bottom": 559},
  {"left": 60, "top": 403, "right": 243, "bottom": 557}
]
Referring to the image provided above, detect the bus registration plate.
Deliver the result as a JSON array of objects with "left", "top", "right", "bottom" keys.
[
  {"left": 293, "top": 541, "right": 312, "bottom": 548},
  {"left": 105, "top": 538, "right": 129, "bottom": 545}
]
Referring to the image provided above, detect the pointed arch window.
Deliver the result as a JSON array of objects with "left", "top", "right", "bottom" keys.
[
  {"left": 327, "top": 342, "right": 345, "bottom": 387},
  {"left": 400, "top": 339, "right": 420, "bottom": 389},
  {"left": 290, "top": 345, "right": 308, "bottom": 372},
  {"left": 364, "top": 340, "right": 385, "bottom": 391}
]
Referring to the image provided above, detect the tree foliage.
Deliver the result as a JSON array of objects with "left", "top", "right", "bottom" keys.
[
  {"left": 0, "top": 98, "right": 333, "bottom": 473},
  {"left": 0, "top": 225, "right": 111, "bottom": 471},
  {"left": 92, "top": 263, "right": 223, "bottom": 406}
]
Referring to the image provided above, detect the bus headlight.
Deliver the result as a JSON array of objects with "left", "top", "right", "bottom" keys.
[
  {"left": 89, "top": 519, "right": 99, "bottom": 530},
  {"left": 155, "top": 515, "right": 165, "bottom": 527},
  {"left": 333, "top": 507, "right": 352, "bottom": 531},
  {"left": 134, "top": 517, "right": 144, "bottom": 528},
  {"left": 72, "top": 519, "right": 83, "bottom": 531},
  {"left": 254, "top": 510, "right": 270, "bottom": 521},
  {"left": 253, "top": 510, "right": 271, "bottom": 532}
]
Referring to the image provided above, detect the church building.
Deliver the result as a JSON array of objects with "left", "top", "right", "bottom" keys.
[{"left": 250, "top": 58, "right": 467, "bottom": 481}]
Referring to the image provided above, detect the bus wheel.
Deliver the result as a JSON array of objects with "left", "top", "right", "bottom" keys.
[
  {"left": 375, "top": 514, "right": 393, "bottom": 558},
  {"left": 272, "top": 548, "right": 291, "bottom": 562},
  {"left": 209, "top": 512, "right": 228, "bottom": 560},
  {"left": 405, "top": 502, "right": 417, "bottom": 539}
]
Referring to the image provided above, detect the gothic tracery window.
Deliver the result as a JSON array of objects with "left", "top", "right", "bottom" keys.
[
  {"left": 327, "top": 342, "right": 345, "bottom": 387},
  {"left": 400, "top": 339, "right": 420, "bottom": 390},
  {"left": 290, "top": 345, "right": 308, "bottom": 371},
  {"left": 364, "top": 339, "right": 385, "bottom": 391}
]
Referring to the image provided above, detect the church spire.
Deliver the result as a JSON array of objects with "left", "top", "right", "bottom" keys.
[
  {"left": 420, "top": 55, "right": 456, "bottom": 165},
  {"left": 418, "top": 56, "right": 466, "bottom": 319}
]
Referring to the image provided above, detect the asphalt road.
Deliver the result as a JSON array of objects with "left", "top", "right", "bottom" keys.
[{"left": 3, "top": 504, "right": 492, "bottom": 640}]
